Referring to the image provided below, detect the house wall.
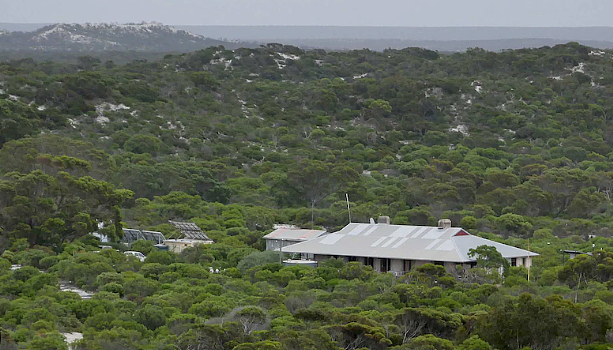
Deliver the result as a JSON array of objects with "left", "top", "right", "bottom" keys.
[
  {"left": 306, "top": 252, "right": 537, "bottom": 277},
  {"left": 167, "top": 242, "right": 195, "bottom": 253},
  {"left": 506, "top": 256, "right": 532, "bottom": 268},
  {"left": 373, "top": 258, "right": 381, "bottom": 272},
  {"left": 165, "top": 240, "right": 212, "bottom": 253},
  {"left": 265, "top": 239, "right": 300, "bottom": 251},
  {"left": 299, "top": 253, "right": 316, "bottom": 260},
  {"left": 311, "top": 255, "right": 462, "bottom": 274},
  {"left": 413, "top": 260, "right": 433, "bottom": 268},
  {"left": 314, "top": 254, "right": 331, "bottom": 264},
  {"left": 390, "top": 259, "right": 404, "bottom": 273},
  {"left": 444, "top": 262, "right": 458, "bottom": 273}
]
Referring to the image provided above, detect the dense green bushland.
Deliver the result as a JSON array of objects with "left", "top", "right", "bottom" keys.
[
  {"left": 1, "top": 235, "right": 613, "bottom": 350},
  {"left": 3, "top": 42, "right": 613, "bottom": 348}
]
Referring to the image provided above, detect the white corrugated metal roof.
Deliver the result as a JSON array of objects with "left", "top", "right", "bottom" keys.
[
  {"left": 263, "top": 228, "right": 327, "bottom": 241},
  {"left": 283, "top": 223, "right": 538, "bottom": 263}
]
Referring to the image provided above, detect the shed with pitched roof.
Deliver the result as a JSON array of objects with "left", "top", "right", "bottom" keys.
[{"left": 263, "top": 227, "right": 326, "bottom": 252}]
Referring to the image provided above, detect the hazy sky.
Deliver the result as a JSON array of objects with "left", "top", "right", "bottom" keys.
[{"left": 0, "top": 0, "right": 610, "bottom": 27}]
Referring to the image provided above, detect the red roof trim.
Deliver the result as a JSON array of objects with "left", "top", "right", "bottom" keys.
[{"left": 454, "top": 230, "right": 470, "bottom": 236}]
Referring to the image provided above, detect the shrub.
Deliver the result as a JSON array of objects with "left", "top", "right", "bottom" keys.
[
  {"left": 144, "top": 251, "right": 177, "bottom": 265},
  {"left": 39, "top": 256, "right": 60, "bottom": 270},
  {"left": 101, "top": 282, "right": 124, "bottom": 296},
  {"left": 135, "top": 305, "right": 166, "bottom": 330}
]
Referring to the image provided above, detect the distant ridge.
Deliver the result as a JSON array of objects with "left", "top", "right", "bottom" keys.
[
  {"left": 0, "top": 22, "right": 242, "bottom": 52},
  {"left": 4, "top": 24, "right": 613, "bottom": 41},
  {"left": 275, "top": 38, "right": 613, "bottom": 52},
  {"left": 175, "top": 25, "right": 613, "bottom": 51},
  {"left": 176, "top": 25, "right": 613, "bottom": 41},
  {"left": 2, "top": 23, "right": 613, "bottom": 52}
]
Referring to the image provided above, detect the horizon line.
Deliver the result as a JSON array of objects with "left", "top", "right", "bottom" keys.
[{"left": 2, "top": 22, "right": 613, "bottom": 29}]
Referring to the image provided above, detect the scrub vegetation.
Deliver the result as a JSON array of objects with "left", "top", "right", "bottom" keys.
[{"left": 2, "top": 42, "right": 613, "bottom": 349}]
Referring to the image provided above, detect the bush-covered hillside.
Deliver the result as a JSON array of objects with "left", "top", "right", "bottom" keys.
[
  {"left": 3, "top": 43, "right": 613, "bottom": 241},
  {"left": 4, "top": 43, "right": 613, "bottom": 349}
]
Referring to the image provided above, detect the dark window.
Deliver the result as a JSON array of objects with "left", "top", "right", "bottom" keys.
[
  {"left": 511, "top": 258, "right": 517, "bottom": 267},
  {"left": 366, "top": 257, "right": 374, "bottom": 267},
  {"left": 404, "top": 260, "right": 412, "bottom": 272},
  {"left": 348, "top": 256, "right": 357, "bottom": 262},
  {"left": 469, "top": 262, "right": 477, "bottom": 268},
  {"left": 381, "top": 258, "right": 389, "bottom": 272},
  {"left": 434, "top": 261, "right": 445, "bottom": 266}
]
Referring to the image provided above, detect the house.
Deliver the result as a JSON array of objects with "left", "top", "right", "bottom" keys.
[
  {"left": 283, "top": 217, "right": 538, "bottom": 274},
  {"left": 163, "top": 221, "right": 214, "bottom": 253},
  {"left": 263, "top": 225, "right": 326, "bottom": 252},
  {"left": 164, "top": 238, "right": 213, "bottom": 253},
  {"left": 563, "top": 250, "right": 586, "bottom": 260},
  {"left": 562, "top": 249, "right": 592, "bottom": 261},
  {"left": 168, "top": 221, "right": 214, "bottom": 243}
]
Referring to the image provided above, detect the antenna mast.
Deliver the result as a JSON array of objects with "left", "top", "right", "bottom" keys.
[
  {"left": 527, "top": 239, "right": 531, "bottom": 282},
  {"left": 311, "top": 200, "right": 315, "bottom": 230},
  {"left": 346, "top": 193, "right": 352, "bottom": 223}
]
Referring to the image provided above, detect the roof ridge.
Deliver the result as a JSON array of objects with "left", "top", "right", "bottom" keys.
[{"left": 451, "top": 232, "right": 467, "bottom": 261}]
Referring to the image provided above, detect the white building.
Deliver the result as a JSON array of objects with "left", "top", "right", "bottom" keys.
[
  {"left": 159, "top": 221, "right": 215, "bottom": 253},
  {"left": 263, "top": 226, "right": 326, "bottom": 252},
  {"left": 164, "top": 238, "right": 214, "bottom": 253},
  {"left": 283, "top": 218, "right": 538, "bottom": 274}
]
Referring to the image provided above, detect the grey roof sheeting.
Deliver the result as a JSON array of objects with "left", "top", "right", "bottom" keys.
[
  {"left": 168, "top": 221, "right": 213, "bottom": 241},
  {"left": 283, "top": 223, "right": 538, "bottom": 263},
  {"left": 121, "top": 229, "right": 165, "bottom": 244},
  {"left": 263, "top": 228, "right": 327, "bottom": 241}
]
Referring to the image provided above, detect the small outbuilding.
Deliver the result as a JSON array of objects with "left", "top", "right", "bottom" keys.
[
  {"left": 164, "top": 221, "right": 214, "bottom": 253},
  {"left": 263, "top": 226, "right": 327, "bottom": 252},
  {"left": 562, "top": 249, "right": 592, "bottom": 261}
]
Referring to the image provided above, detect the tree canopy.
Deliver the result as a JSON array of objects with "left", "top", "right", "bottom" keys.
[{"left": 3, "top": 42, "right": 613, "bottom": 349}]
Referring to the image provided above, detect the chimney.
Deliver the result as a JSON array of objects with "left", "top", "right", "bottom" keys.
[
  {"left": 438, "top": 219, "right": 452, "bottom": 229},
  {"left": 378, "top": 216, "right": 391, "bottom": 225}
]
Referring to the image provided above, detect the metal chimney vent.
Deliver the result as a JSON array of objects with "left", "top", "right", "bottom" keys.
[
  {"left": 438, "top": 219, "right": 452, "bottom": 229},
  {"left": 378, "top": 216, "right": 391, "bottom": 225}
]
